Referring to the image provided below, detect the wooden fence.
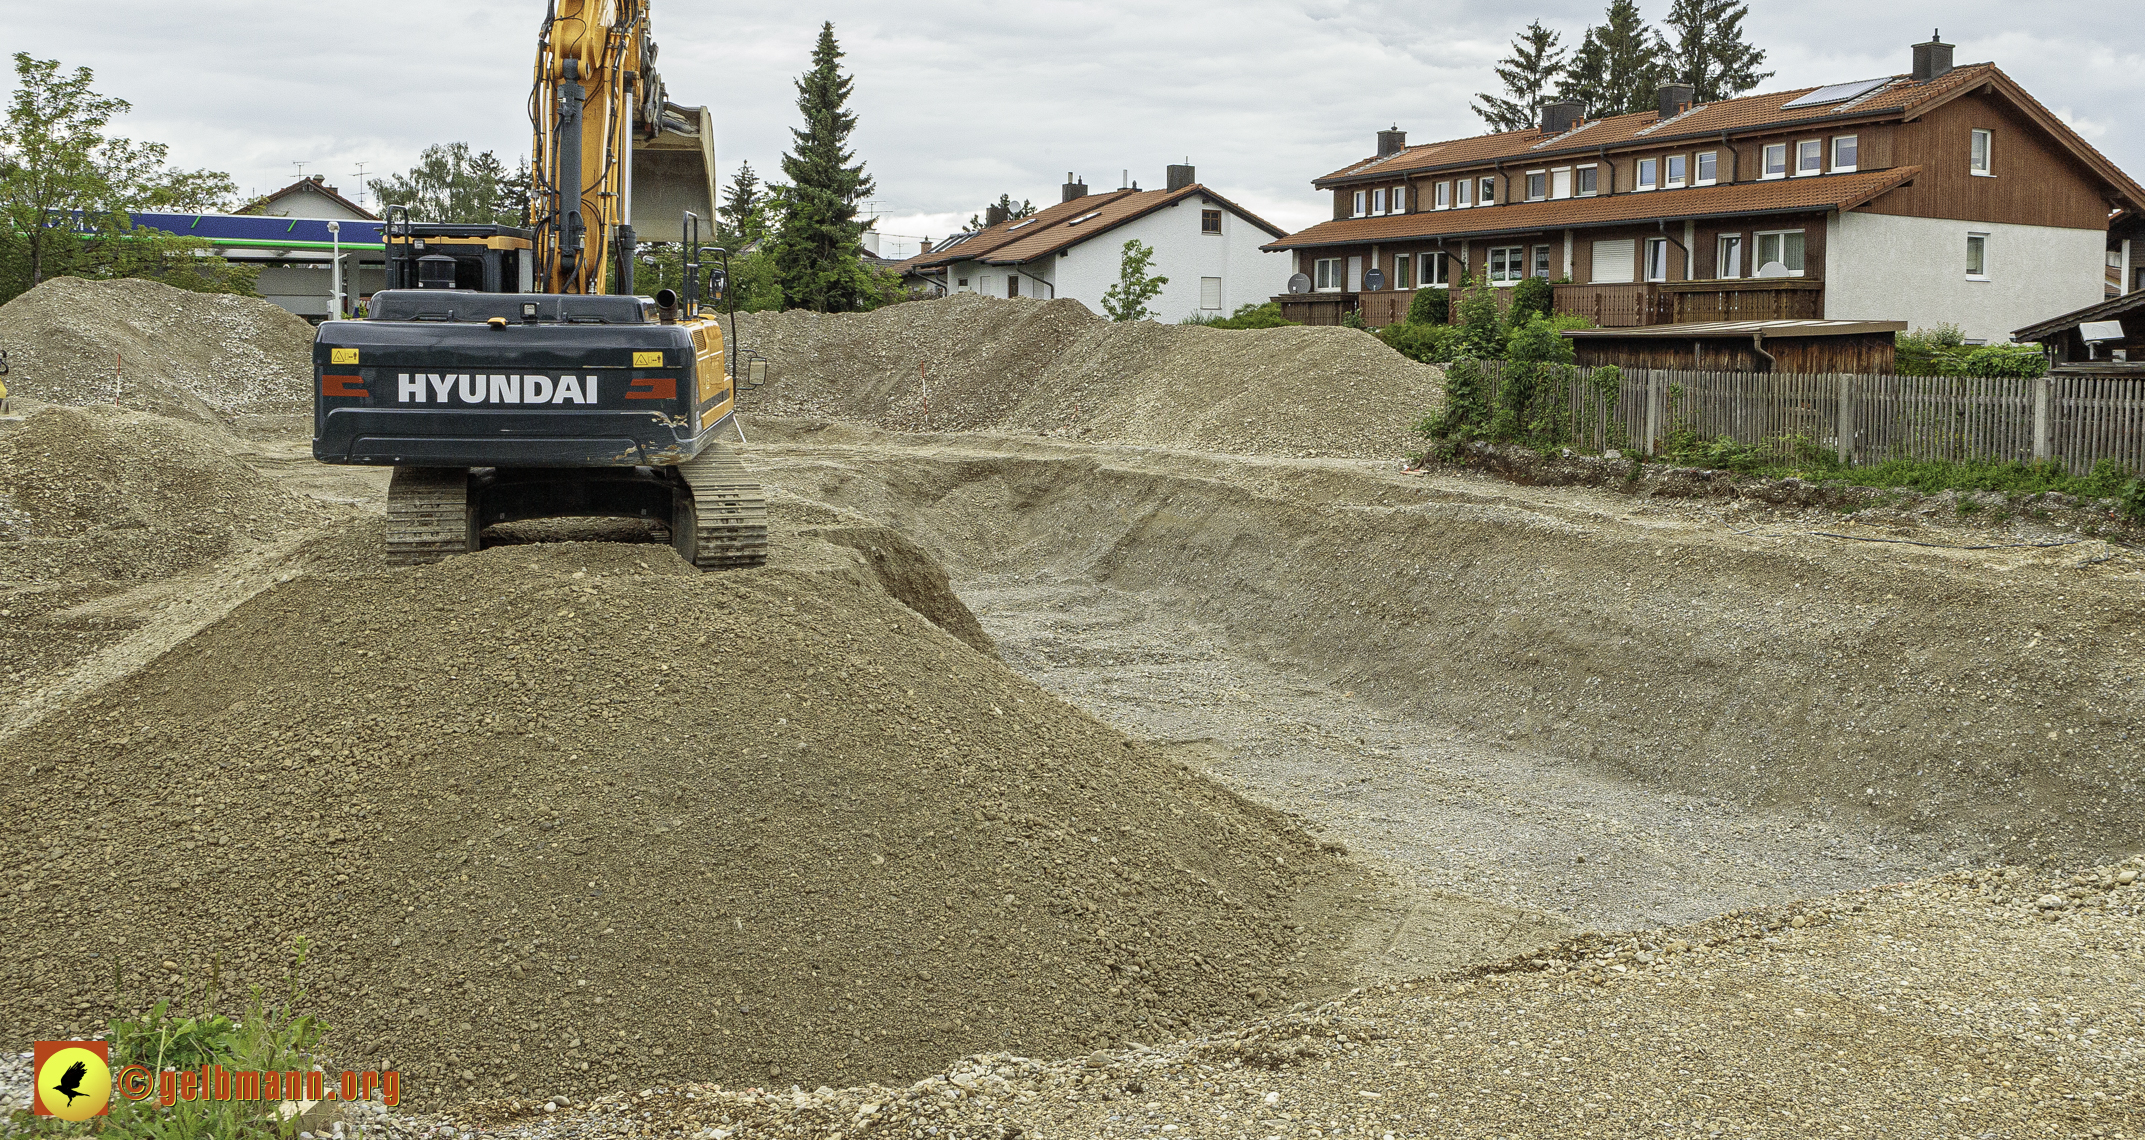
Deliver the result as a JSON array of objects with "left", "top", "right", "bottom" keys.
[{"left": 1474, "top": 364, "right": 2145, "bottom": 474}]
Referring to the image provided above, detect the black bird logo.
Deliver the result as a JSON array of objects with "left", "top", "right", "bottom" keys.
[{"left": 52, "top": 1060, "right": 88, "bottom": 1106}]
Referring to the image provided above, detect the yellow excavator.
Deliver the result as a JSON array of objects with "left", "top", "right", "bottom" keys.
[{"left": 312, "top": 0, "right": 764, "bottom": 569}]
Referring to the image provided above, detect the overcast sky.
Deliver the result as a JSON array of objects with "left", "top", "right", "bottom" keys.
[{"left": 4, "top": 1, "right": 2138, "bottom": 260}]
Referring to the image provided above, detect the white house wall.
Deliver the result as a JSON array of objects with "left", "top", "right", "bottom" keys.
[
  {"left": 1825, "top": 211, "right": 2106, "bottom": 343},
  {"left": 1041, "top": 198, "right": 1291, "bottom": 320}
]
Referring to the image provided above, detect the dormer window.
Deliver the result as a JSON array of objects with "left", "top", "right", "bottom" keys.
[
  {"left": 1636, "top": 157, "right": 1658, "bottom": 190},
  {"left": 1526, "top": 170, "right": 1547, "bottom": 200},
  {"left": 1371, "top": 188, "right": 1387, "bottom": 215},
  {"left": 1762, "top": 143, "right": 1787, "bottom": 178},
  {"left": 1479, "top": 177, "right": 1497, "bottom": 204},
  {"left": 1456, "top": 179, "right": 1473, "bottom": 207},
  {"left": 1434, "top": 181, "right": 1450, "bottom": 209},
  {"left": 1832, "top": 136, "right": 1858, "bottom": 173},
  {"left": 1665, "top": 154, "right": 1687, "bottom": 188},
  {"left": 1575, "top": 165, "right": 1598, "bottom": 195},
  {"left": 1352, "top": 190, "right": 1367, "bottom": 217},
  {"left": 1796, "top": 139, "right": 1823, "bottom": 175},
  {"left": 1695, "top": 151, "right": 1717, "bottom": 185}
]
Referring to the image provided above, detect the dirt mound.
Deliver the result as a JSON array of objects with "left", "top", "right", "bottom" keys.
[
  {"left": 734, "top": 295, "right": 1442, "bottom": 459},
  {"left": 0, "top": 403, "right": 328, "bottom": 581},
  {"left": 0, "top": 542, "right": 1354, "bottom": 1106},
  {"left": 0, "top": 277, "right": 315, "bottom": 426}
]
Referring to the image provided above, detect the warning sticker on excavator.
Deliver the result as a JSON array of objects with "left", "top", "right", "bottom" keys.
[
  {"left": 330, "top": 348, "right": 360, "bottom": 365},
  {"left": 632, "top": 351, "right": 665, "bottom": 368}
]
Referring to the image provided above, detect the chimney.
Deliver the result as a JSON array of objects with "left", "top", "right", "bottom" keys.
[
  {"left": 1656, "top": 83, "right": 1696, "bottom": 120},
  {"left": 1540, "top": 100, "right": 1586, "bottom": 134},
  {"left": 1376, "top": 126, "right": 1407, "bottom": 157},
  {"left": 919, "top": 237, "right": 933, "bottom": 255},
  {"left": 1061, "top": 172, "right": 1088, "bottom": 202},
  {"left": 1913, "top": 30, "right": 1954, "bottom": 82},
  {"left": 985, "top": 204, "right": 1009, "bottom": 227},
  {"left": 1165, "top": 163, "right": 1195, "bottom": 192}
]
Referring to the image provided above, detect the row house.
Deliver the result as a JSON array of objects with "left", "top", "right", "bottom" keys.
[{"left": 1263, "top": 35, "right": 2145, "bottom": 345}]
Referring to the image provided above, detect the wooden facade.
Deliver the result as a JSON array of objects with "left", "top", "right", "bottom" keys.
[{"left": 1564, "top": 323, "right": 1903, "bottom": 373}]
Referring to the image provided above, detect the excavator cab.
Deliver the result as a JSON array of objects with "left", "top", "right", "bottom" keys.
[{"left": 382, "top": 210, "right": 538, "bottom": 294}]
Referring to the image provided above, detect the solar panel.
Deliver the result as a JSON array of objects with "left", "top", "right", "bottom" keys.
[{"left": 1781, "top": 77, "right": 1892, "bottom": 110}]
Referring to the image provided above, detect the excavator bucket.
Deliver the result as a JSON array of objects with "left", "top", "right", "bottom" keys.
[{"left": 632, "top": 104, "right": 719, "bottom": 243}]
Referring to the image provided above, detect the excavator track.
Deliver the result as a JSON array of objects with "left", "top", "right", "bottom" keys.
[
  {"left": 675, "top": 444, "right": 767, "bottom": 571},
  {"left": 385, "top": 466, "right": 480, "bottom": 567}
]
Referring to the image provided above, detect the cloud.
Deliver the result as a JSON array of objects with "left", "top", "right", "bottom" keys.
[{"left": 2, "top": 0, "right": 2137, "bottom": 242}]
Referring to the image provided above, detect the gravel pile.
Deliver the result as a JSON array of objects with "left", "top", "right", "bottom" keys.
[
  {"left": 338, "top": 857, "right": 2141, "bottom": 1138},
  {"left": 734, "top": 296, "right": 1443, "bottom": 459},
  {"left": 0, "top": 542, "right": 1354, "bottom": 1107},
  {"left": 0, "top": 402, "right": 328, "bottom": 581},
  {"left": 0, "top": 276, "right": 316, "bottom": 426}
]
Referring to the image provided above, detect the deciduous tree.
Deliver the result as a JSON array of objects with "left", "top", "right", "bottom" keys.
[{"left": 1100, "top": 239, "right": 1168, "bottom": 322}]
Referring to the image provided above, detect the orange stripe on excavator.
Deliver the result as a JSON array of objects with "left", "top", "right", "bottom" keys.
[
  {"left": 322, "top": 374, "right": 368, "bottom": 398},
  {"left": 625, "top": 377, "right": 677, "bottom": 400}
]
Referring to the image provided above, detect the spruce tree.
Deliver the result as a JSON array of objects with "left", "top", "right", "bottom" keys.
[
  {"left": 1473, "top": 21, "right": 1567, "bottom": 133},
  {"left": 1661, "top": 0, "right": 1772, "bottom": 102},
  {"left": 965, "top": 193, "right": 1035, "bottom": 232},
  {"left": 1558, "top": 0, "right": 1667, "bottom": 117},
  {"left": 768, "top": 22, "right": 878, "bottom": 313},
  {"left": 718, "top": 160, "right": 763, "bottom": 246}
]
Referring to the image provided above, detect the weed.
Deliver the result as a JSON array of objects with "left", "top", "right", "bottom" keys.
[{"left": 1956, "top": 497, "right": 1985, "bottom": 515}]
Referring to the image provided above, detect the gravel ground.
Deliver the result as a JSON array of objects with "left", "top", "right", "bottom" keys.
[{"left": 42, "top": 857, "right": 2120, "bottom": 1139}]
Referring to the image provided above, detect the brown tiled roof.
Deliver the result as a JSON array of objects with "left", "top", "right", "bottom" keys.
[
  {"left": 237, "top": 176, "right": 379, "bottom": 220},
  {"left": 894, "top": 189, "right": 1142, "bottom": 272},
  {"left": 1313, "top": 62, "right": 2145, "bottom": 203},
  {"left": 1263, "top": 166, "right": 1920, "bottom": 251},
  {"left": 894, "top": 185, "right": 1288, "bottom": 273}
]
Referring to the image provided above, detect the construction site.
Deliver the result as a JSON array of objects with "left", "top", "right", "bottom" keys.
[{"left": 0, "top": 277, "right": 2138, "bottom": 1139}]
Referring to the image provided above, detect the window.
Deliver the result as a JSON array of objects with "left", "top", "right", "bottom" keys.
[
  {"left": 1480, "top": 177, "right": 1497, "bottom": 204},
  {"left": 1007, "top": 275, "right": 1020, "bottom": 298},
  {"left": 1966, "top": 233, "right": 1988, "bottom": 280},
  {"left": 1796, "top": 139, "right": 1823, "bottom": 175},
  {"left": 1832, "top": 135, "right": 1858, "bottom": 173},
  {"left": 1533, "top": 244, "right": 1553, "bottom": 278},
  {"left": 1576, "top": 165, "right": 1599, "bottom": 195},
  {"left": 1696, "top": 151, "right": 1717, "bottom": 185},
  {"left": 1754, "top": 229, "right": 1806, "bottom": 275},
  {"left": 1716, "top": 233, "right": 1742, "bottom": 278},
  {"left": 1352, "top": 190, "right": 1367, "bottom": 217},
  {"left": 1200, "top": 277, "right": 1223, "bottom": 309},
  {"left": 1393, "top": 186, "right": 1407, "bottom": 212},
  {"left": 1526, "top": 170, "right": 1547, "bottom": 200},
  {"left": 1637, "top": 157, "right": 1658, "bottom": 190},
  {"left": 1590, "top": 238, "right": 1636, "bottom": 284},
  {"left": 1201, "top": 209, "right": 1222, "bottom": 234},
  {"left": 1314, "top": 258, "right": 1344, "bottom": 291},
  {"left": 1488, "top": 245, "right": 1526, "bottom": 284},
  {"left": 1419, "top": 251, "right": 1451, "bottom": 286},
  {"left": 1394, "top": 255, "right": 1412, "bottom": 290},
  {"left": 1456, "top": 179, "right": 1472, "bottom": 207},
  {"left": 1644, "top": 237, "right": 1670, "bottom": 282},
  {"left": 1370, "top": 188, "right": 1387, "bottom": 215},
  {"left": 1762, "top": 143, "right": 1787, "bottom": 178},
  {"left": 1435, "top": 181, "right": 1451, "bottom": 209},
  {"left": 1552, "top": 167, "right": 1572, "bottom": 198},
  {"left": 1971, "top": 129, "right": 1993, "bottom": 176},
  {"left": 1666, "top": 154, "right": 1687, "bottom": 187}
]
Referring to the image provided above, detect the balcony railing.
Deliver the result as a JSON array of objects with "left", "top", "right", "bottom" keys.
[{"left": 1554, "top": 278, "right": 1824, "bottom": 327}]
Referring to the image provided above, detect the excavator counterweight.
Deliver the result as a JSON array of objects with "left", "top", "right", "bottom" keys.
[{"left": 311, "top": 0, "right": 759, "bottom": 569}]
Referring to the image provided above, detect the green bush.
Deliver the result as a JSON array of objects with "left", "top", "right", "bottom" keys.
[
  {"left": 1408, "top": 287, "right": 1450, "bottom": 325},
  {"left": 1963, "top": 344, "right": 2048, "bottom": 378},
  {"left": 1454, "top": 284, "right": 1505, "bottom": 360},
  {"left": 1422, "top": 356, "right": 1493, "bottom": 439},
  {"left": 1377, "top": 321, "right": 1459, "bottom": 364},
  {"left": 1508, "top": 275, "right": 1554, "bottom": 326},
  {"left": 1487, "top": 315, "right": 1577, "bottom": 443},
  {"left": 1185, "top": 301, "right": 1297, "bottom": 329},
  {"left": 1340, "top": 308, "right": 1367, "bottom": 330}
]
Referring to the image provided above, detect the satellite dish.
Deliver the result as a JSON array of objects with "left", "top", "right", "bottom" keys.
[
  {"left": 1363, "top": 268, "right": 1387, "bottom": 292},
  {"left": 1755, "top": 261, "right": 1791, "bottom": 278},
  {"left": 1287, "top": 272, "right": 1312, "bottom": 294}
]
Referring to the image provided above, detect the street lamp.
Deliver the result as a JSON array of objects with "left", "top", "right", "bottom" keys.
[{"left": 327, "top": 220, "right": 343, "bottom": 319}]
